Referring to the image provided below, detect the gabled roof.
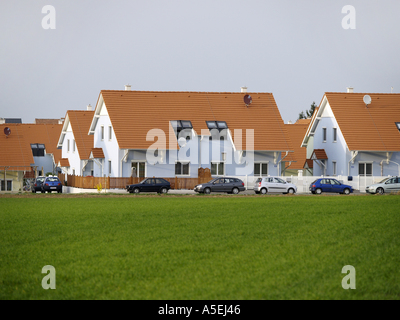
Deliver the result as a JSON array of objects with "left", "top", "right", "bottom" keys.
[
  {"left": 58, "top": 158, "right": 70, "bottom": 167},
  {"left": 311, "top": 149, "right": 328, "bottom": 160},
  {"left": 0, "top": 124, "right": 34, "bottom": 171},
  {"left": 0, "top": 123, "right": 62, "bottom": 170},
  {"left": 283, "top": 119, "right": 311, "bottom": 169},
  {"left": 58, "top": 111, "right": 94, "bottom": 160},
  {"left": 90, "top": 148, "right": 105, "bottom": 159},
  {"left": 304, "top": 92, "right": 400, "bottom": 151},
  {"left": 90, "top": 90, "right": 293, "bottom": 152}
]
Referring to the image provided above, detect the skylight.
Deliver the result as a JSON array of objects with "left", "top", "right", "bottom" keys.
[{"left": 206, "top": 121, "right": 228, "bottom": 131}]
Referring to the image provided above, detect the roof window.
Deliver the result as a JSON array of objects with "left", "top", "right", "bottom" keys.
[
  {"left": 206, "top": 121, "right": 228, "bottom": 131},
  {"left": 171, "top": 120, "right": 193, "bottom": 140},
  {"left": 31, "top": 143, "right": 45, "bottom": 157}
]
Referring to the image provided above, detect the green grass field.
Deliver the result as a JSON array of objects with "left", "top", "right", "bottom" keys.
[{"left": 0, "top": 193, "right": 399, "bottom": 300}]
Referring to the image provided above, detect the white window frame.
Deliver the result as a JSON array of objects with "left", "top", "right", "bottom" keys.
[
  {"left": 254, "top": 162, "right": 269, "bottom": 177},
  {"left": 322, "top": 127, "right": 327, "bottom": 142},
  {"left": 108, "top": 160, "right": 112, "bottom": 176},
  {"left": 67, "top": 139, "right": 70, "bottom": 153},
  {"left": 72, "top": 168, "right": 75, "bottom": 175},
  {"left": 332, "top": 161, "right": 337, "bottom": 176},
  {"left": 211, "top": 161, "right": 225, "bottom": 176},
  {"left": 72, "top": 139, "right": 76, "bottom": 153},
  {"left": 175, "top": 161, "right": 190, "bottom": 176},
  {"left": 333, "top": 127, "right": 337, "bottom": 143},
  {"left": 131, "top": 161, "right": 147, "bottom": 178},
  {"left": 108, "top": 126, "right": 112, "bottom": 141},
  {"left": 101, "top": 126, "right": 104, "bottom": 141}
]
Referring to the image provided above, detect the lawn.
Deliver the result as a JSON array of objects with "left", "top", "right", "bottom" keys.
[{"left": 0, "top": 194, "right": 399, "bottom": 300}]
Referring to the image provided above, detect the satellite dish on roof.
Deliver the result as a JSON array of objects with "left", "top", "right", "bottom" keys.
[
  {"left": 4, "top": 127, "right": 11, "bottom": 138},
  {"left": 363, "top": 95, "right": 372, "bottom": 106},
  {"left": 244, "top": 94, "right": 252, "bottom": 107}
]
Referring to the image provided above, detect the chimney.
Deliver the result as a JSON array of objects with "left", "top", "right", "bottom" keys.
[
  {"left": 125, "top": 84, "right": 131, "bottom": 91},
  {"left": 87, "top": 104, "right": 93, "bottom": 111},
  {"left": 0, "top": 118, "right": 5, "bottom": 124},
  {"left": 241, "top": 86, "right": 247, "bottom": 93},
  {"left": 347, "top": 87, "right": 354, "bottom": 93}
]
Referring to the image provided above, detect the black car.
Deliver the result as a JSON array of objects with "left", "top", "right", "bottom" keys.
[
  {"left": 194, "top": 177, "right": 245, "bottom": 194},
  {"left": 32, "top": 176, "right": 46, "bottom": 193},
  {"left": 42, "top": 176, "right": 63, "bottom": 193},
  {"left": 126, "top": 178, "right": 171, "bottom": 194}
]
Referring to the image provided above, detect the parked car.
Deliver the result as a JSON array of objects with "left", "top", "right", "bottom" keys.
[
  {"left": 126, "top": 178, "right": 171, "bottom": 194},
  {"left": 31, "top": 176, "right": 46, "bottom": 193},
  {"left": 194, "top": 177, "right": 245, "bottom": 194},
  {"left": 42, "top": 176, "right": 63, "bottom": 193},
  {"left": 366, "top": 176, "right": 400, "bottom": 194},
  {"left": 253, "top": 176, "right": 297, "bottom": 194},
  {"left": 309, "top": 178, "right": 353, "bottom": 195}
]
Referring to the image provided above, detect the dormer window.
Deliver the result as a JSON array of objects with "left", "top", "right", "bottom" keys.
[
  {"left": 171, "top": 120, "right": 193, "bottom": 139},
  {"left": 206, "top": 121, "right": 228, "bottom": 131},
  {"left": 31, "top": 144, "right": 45, "bottom": 157}
]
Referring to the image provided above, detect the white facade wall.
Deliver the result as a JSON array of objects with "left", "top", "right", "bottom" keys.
[{"left": 61, "top": 121, "right": 82, "bottom": 175}]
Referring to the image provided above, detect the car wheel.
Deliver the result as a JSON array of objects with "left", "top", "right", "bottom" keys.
[
  {"left": 160, "top": 187, "right": 168, "bottom": 194},
  {"left": 133, "top": 188, "right": 140, "bottom": 194},
  {"left": 377, "top": 187, "right": 384, "bottom": 195},
  {"left": 261, "top": 188, "right": 267, "bottom": 195},
  {"left": 232, "top": 187, "right": 239, "bottom": 195},
  {"left": 315, "top": 188, "right": 322, "bottom": 195},
  {"left": 204, "top": 188, "right": 211, "bottom": 194},
  {"left": 288, "top": 188, "right": 295, "bottom": 195},
  {"left": 343, "top": 188, "right": 350, "bottom": 195}
]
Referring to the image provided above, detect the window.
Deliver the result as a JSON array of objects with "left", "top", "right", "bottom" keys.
[
  {"left": 323, "top": 128, "right": 327, "bottom": 142},
  {"left": 396, "top": 122, "right": 400, "bottom": 132},
  {"left": 109, "top": 126, "right": 112, "bottom": 140},
  {"left": 72, "top": 169, "right": 75, "bottom": 175},
  {"left": 67, "top": 140, "right": 70, "bottom": 152},
  {"left": 108, "top": 160, "right": 112, "bottom": 175},
  {"left": 333, "top": 128, "right": 337, "bottom": 142},
  {"left": 359, "top": 163, "right": 372, "bottom": 176},
  {"left": 206, "top": 121, "right": 228, "bottom": 131},
  {"left": 254, "top": 163, "right": 268, "bottom": 176},
  {"left": 1, "top": 180, "right": 12, "bottom": 191},
  {"left": 131, "top": 161, "right": 146, "bottom": 177},
  {"left": 332, "top": 161, "right": 337, "bottom": 176},
  {"left": 101, "top": 126, "right": 104, "bottom": 140},
  {"left": 72, "top": 139, "right": 75, "bottom": 152},
  {"left": 171, "top": 120, "right": 193, "bottom": 139},
  {"left": 211, "top": 162, "right": 224, "bottom": 175},
  {"left": 31, "top": 144, "right": 45, "bottom": 157},
  {"left": 175, "top": 162, "right": 190, "bottom": 175}
]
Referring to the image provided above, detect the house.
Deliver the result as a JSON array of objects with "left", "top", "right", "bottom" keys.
[
  {"left": 281, "top": 118, "right": 311, "bottom": 176},
  {"left": 301, "top": 90, "right": 400, "bottom": 180},
  {"left": 0, "top": 123, "right": 63, "bottom": 191},
  {"left": 57, "top": 108, "right": 95, "bottom": 176},
  {"left": 85, "top": 87, "right": 294, "bottom": 180}
]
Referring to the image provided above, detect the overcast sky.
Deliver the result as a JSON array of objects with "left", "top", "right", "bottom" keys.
[{"left": 1, "top": 0, "right": 399, "bottom": 124}]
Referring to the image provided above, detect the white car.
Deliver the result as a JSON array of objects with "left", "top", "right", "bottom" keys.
[
  {"left": 366, "top": 176, "right": 400, "bottom": 194},
  {"left": 253, "top": 176, "right": 297, "bottom": 195}
]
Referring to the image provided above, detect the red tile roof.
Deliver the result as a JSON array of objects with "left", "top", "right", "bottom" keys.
[
  {"left": 0, "top": 123, "right": 62, "bottom": 170},
  {"left": 58, "top": 158, "right": 70, "bottom": 167},
  {"left": 97, "top": 90, "right": 293, "bottom": 152},
  {"left": 67, "top": 111, "right": 95, "bottom": 160},
  {"left": 311, "top": 149, "right": 328, "bottom": 160},
  {"left": 325, "top": 93, "right": 400, "bottom": 151},
  {"left": 0, "top": 124, "right": 34, "bottom": 171},
  {"left": 283, "top": 119, "right": 310, "bottom": 169},
  {"left": 90, "top": 148, "right": 105, "bottom": 159}
]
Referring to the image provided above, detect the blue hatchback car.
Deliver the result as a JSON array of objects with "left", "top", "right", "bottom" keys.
[{"left": 309, "top": 178, "right": 353, "bottom": 195}]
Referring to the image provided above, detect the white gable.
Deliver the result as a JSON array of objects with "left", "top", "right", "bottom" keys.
[{"left": 99, "top": 102, "right": 108, "bottom": 116}]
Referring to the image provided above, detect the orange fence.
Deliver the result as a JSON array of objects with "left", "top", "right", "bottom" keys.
[{"left": 58, "top": 168, "right": 212, "bottom": 190}]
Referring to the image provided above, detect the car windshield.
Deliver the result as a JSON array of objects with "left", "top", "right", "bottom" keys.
[
  {"left": 378, "top": 178, "right": 389, "bottom": 184},
  {"left": 140, "top": 179, "right": 147, "bottom": 184},
  {"left": 275, "top": 178, "right": 286, "bottom": 184},
  {"left": 47, "top": 177, "right": 59, "bottom": 182},
  {"left": 36, "top": 177, "right": 45, "bottom": 182}
]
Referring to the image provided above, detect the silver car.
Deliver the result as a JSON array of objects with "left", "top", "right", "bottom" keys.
[
  {"left": 253, "top": 176, "right": 297, "bottom": 195},
  {"left": 366, "top": 176, "right": 400, "bottom": 194}
]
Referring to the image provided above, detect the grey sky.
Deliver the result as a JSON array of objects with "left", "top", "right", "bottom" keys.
[{"left": 1, "top": 0, "right": 399, "bottom": 124}]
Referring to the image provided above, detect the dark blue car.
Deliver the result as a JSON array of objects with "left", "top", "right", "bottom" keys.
[{"left": 309, "top": 178, "right": 353, "bottom": 195}]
